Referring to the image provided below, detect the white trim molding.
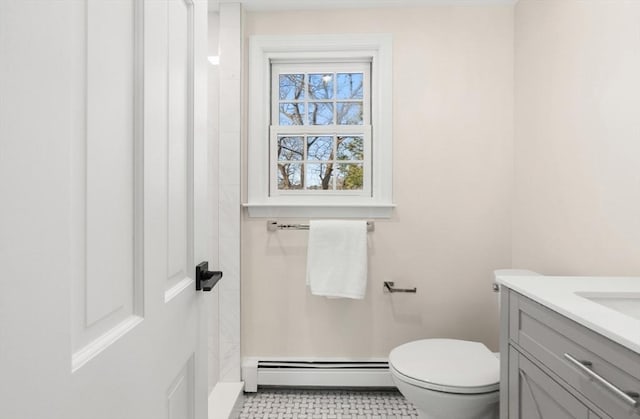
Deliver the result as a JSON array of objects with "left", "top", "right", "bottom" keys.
[
  {"left": 207, "top": 382, "right": 245, "bottom": 419},
  {"left": 246, "top": 34, "right": 394, "bottom": 219},
  {"left": 212, "top": 0, "right": 518, "bottom": 12}
]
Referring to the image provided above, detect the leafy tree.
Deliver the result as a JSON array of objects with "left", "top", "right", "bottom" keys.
[{"left": 340, "top": 164, "right": 363, "bottom": 190}]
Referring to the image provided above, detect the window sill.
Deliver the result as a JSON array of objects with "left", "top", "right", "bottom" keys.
[{"left": 243, "top": 203, "right": 395, "bottom": 219}]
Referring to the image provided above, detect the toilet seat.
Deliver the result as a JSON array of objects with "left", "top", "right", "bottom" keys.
[{"left": 389, "top": 339, "right": 500, "bottom": 394}]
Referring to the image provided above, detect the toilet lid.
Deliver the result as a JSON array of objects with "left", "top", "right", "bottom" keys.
[{"left": 389, "top": 339, "right": 499, "bottom": 394}]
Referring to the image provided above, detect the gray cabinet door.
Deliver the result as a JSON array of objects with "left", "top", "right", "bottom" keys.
[{"left": 509, "top": 348, "right": 591, "bottom": 419}]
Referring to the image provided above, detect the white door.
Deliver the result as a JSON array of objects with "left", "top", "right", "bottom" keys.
[{"left": 0, "top": 1, "right": 211, "bottom": 419}]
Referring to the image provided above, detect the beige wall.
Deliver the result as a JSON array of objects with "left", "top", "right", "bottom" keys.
[
  {"left": 241, "top": 6, "right": 514, "bottom": 357},
  {"left": 513, "top": 0, "right": 640, "bottom": 275}
]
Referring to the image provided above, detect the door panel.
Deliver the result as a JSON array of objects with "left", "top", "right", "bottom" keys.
[
  {"left": 85, "top": 0, "right": 138, "bottom": 326},
  {"left": 166, "top": 0, "right": 195, "bottom": 300},
  {"left": 72, "top": 0, "right": 144, "bottom": 370}
]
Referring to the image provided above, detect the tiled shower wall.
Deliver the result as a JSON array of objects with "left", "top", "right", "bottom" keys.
[
  {"left": 207, "top": 10, "right": 221, "bottom": 391},
  {"left": 217, "top": 2, "right": 242, "bottom": 382}
]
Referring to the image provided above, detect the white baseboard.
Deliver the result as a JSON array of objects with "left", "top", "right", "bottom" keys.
[
  {"left": 208, "top": 382, "right": 244, "bottom": 419},
  {"left": 242, "top": 357, "right": 394, "bottom": 393}
]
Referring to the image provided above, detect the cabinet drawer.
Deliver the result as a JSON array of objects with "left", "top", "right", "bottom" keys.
[
  {"left": 509, "top": 292, "right": 640, "bottom": 418},
  {"left": 510, "top": 347, "right": 596, "bottom": 418}
]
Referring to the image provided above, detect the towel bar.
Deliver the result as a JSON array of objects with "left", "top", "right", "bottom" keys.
[{"left": 267, "top": 220, "right": 375, "bottom": 232}]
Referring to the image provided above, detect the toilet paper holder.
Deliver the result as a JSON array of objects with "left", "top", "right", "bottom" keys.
[{"left": 383, "top": 281, "right": 417, "bottom": 293}]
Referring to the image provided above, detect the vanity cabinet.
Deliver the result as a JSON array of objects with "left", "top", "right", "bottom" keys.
[{"left": 500, "top": 290, "right": 640, "bottom": 419}]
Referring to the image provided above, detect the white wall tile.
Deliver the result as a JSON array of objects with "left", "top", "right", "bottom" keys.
[
  {"left": 219, "top": 79, "right": 242, "bottom": 132},
  {"left": 220, "top": 288, "right": 241, "bottom": 342},
  {"left": 207, "top": 10, "right": 221, "bottom": 392},
  {"left": 219, "top": 241, "right": 240, "bottom": 292},
  {"left": 219, "top": 341, "right": 241, "bottom": 382},
  {"left": 219, "top": 4, "right": 242, "bottom": 80},
  {"left": 217, "top": 2, "right": 242, "bottom": 383},
  {"left": 218, "top": 131, "right": 241, "bottom": 185}
]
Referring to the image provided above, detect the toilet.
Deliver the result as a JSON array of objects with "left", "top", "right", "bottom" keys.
[{"left": 388, "top": 269, "right": 540, "bottom": 419}]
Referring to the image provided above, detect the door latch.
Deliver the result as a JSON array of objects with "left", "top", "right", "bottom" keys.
[{"left": 195, "top": 261, "right": 223, "bottom": 292}]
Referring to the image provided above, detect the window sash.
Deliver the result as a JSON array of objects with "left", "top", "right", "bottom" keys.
[
  {"left": 269, "top": 126, "right": 372, "bottom": 197},
  {"left": 271, "top": 61, "right": 371, "bottom": 127}
]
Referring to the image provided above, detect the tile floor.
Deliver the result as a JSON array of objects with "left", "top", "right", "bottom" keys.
[{"left": 236, "top": 388, "right": 419, "bottom": 419}]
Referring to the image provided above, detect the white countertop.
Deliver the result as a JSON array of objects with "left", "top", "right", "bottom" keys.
[{"left": 496, "top": 275, "right": 640, "bottom": 354}]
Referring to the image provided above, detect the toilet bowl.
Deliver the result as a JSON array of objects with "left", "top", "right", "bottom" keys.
[
  {"left": 389, "top": 269, "right": 541, "bottom": 419},
  {"left": 389, "top": 339, "right": 499, "bottom": 419}
]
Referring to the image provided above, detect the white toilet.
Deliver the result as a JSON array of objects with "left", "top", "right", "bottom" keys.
[{"left": 388, "top": 269, "right": 540, "bottom": 419}]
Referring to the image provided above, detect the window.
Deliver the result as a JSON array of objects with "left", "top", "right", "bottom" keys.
[
  {"left": 246, "top": 34, "right": 393, "bottom": 218},
  {"left": 271, "top": 62, "right": 370, "bottom": 195}
]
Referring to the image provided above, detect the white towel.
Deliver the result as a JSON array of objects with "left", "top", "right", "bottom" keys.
[{"left": 306, "top": 220, "right": 368, "bottom": 299}]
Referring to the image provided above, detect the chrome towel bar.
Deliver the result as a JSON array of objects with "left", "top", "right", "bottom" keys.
[{"left": 267, "top": 220, "right": 375, "bottom": 232}]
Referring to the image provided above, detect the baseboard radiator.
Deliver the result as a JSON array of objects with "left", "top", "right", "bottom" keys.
[{"left": 242, "top": 358, "right": 394, "bottom": 392}]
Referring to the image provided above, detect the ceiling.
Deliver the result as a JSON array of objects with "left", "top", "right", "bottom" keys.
[{"left": 209, "top": 0, "right": 517, "bottom": 12}]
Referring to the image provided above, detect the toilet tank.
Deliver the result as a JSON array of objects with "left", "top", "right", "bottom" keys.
[
  {"left": 493, "top": 269, "right": 541, "bottom": 282},
  {"left": 493, "top": 269, "right": 541, "bottom": 309}
]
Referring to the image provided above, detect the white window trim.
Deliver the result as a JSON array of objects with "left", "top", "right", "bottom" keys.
[{"left": 245, "top": 34, "right": 394, "bottom": 218}]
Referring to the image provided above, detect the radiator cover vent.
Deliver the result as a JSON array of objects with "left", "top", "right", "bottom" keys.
[
  {"left": 258, "top": 360, "right": 389, "bottom": 369},
  {"left": 243, "top": 358, "right": 394, "bottom": 392}
]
